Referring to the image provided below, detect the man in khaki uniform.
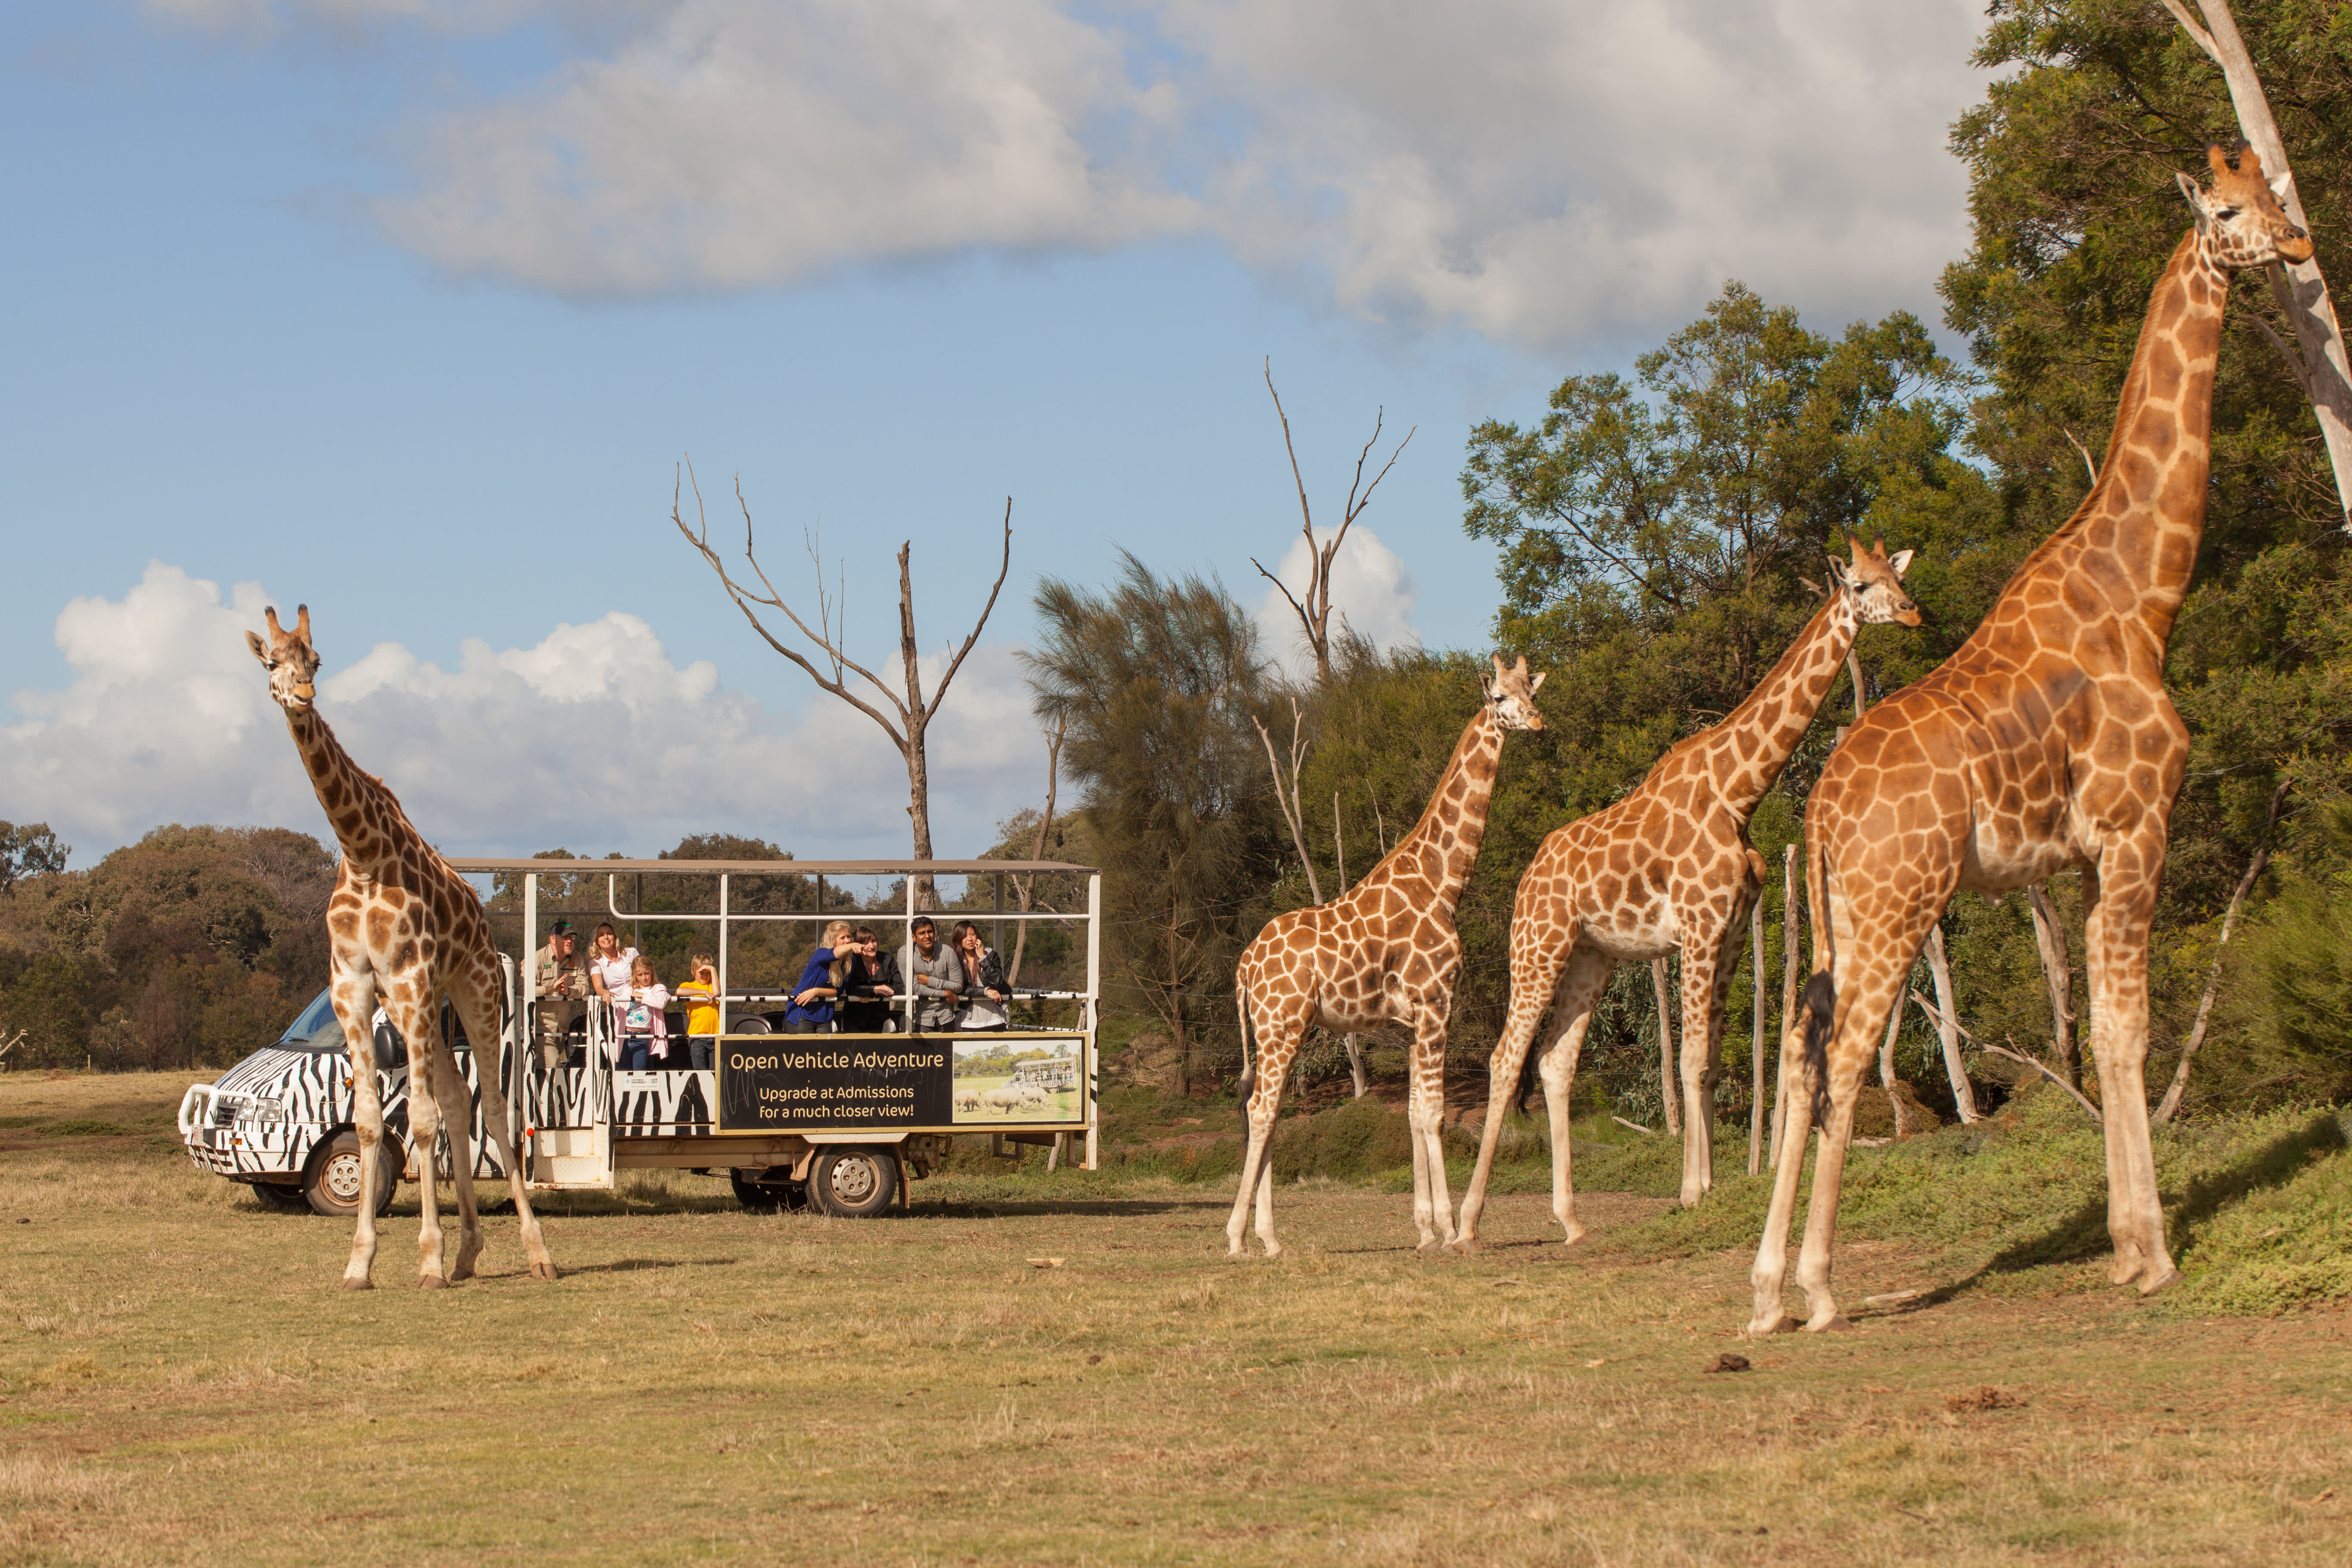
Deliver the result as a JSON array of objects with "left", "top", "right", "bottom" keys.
[{"left": 533, "top": 920, "right": 588, "bottom": 1069}]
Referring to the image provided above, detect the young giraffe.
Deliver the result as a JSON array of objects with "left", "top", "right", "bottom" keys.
[
  {"left": 1451, "top": 539, "right": 1922, "bottom": 1249},
  {"left": 246, "top": 605, "right": 557, "bottom": 1290},
  {"left": 1751, "top": 146, "right": 2311, "bottom": 1334},
  {"left": 1227, "top": 655, "right": 1547, "bottom": 1258}
]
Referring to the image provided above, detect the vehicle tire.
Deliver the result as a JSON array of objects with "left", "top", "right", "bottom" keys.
[
  {"left": 729, "top": 1167, "right": 808, "bottom": 1212},
  {"left": 248, "top": 1180, "right": 309, "bottom": 1212},
  {"left": 303, "top": 1131, "right": 397, "bottom": 1218},
  {"left": 809, "top": 1148, "right": 899, "bottom": 1218}
]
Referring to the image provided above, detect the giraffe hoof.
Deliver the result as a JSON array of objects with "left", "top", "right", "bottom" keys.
[
  {"left": 1803, "top": 1313, "right": 1853, "bottom": 1334},
  {"left": 451, "top": 1261, "right": 478, "bottom": 1283},
  {"left": 416, "top": 1274, "right": 449, "bottom": 1291},
  {"left": 1445, "top": 1236, "right": 1481, "bottom": 1254},
  {"left": 2137, "top": 1266, "right": 2182, "bottom": 1296},
  {"left": 1746, "top": 1313, "right": 1796, "bottom": 1336},
  {"left": 530, "top": 1261, "right": 560, "bottom": 1282},
  {"left": 1557, "top": 1225, "right": 1587, "bottom": 1248},
  {"left": 339, "top": 1277, "right": 373, "bottom": 1292}
]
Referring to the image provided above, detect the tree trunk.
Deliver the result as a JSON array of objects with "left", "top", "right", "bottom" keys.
[
  {"left": 2164, "top": 0, "right": 2352, "bottom": 529},
  {"left": 1334, "top": 790, "right": 1367, "bottom": 1097},
  {"left": 2025, "top": 883, "right": 2079, "bottom": 1088},
  {"left": 1924, "top": 925, "right": 1977, "bottom": 1123},
  {"left": 1651, "top": 956, "right": 1681, "bottom": 1137}
]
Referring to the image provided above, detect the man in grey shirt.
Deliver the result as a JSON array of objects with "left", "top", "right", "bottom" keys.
[{"left": 898, "top": 915, "right": 966, "bottom": 1033}]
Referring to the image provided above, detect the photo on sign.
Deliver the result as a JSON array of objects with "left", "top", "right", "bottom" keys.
[{"left": 949, "top": 1039, "right": 1081, "bottom": 1124}]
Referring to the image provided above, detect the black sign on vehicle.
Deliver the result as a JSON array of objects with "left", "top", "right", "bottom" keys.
[{"left": 716, "top": 1041, "right": 951, "bottom": 1132}]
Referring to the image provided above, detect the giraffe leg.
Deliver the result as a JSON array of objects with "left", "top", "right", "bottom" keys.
[
  {"left": 1789, "top": 900, "right": 1934, "bottom": 1331},
  {"left": 332, "top": 964, "right": 384, "bottom": 1290},
  {"left": 1408, "top": 997, "right": 1456, "bottom": 1250},
  {"left": 2084, "top": 837, "right": 2180, "bottom": 1292},
  {"left": 449, "top": 976, "right": 557, "bottom": 1281},
  {"left": 1537, "top": 950, "right": 1611, "bottom": 1245},
  {"left": 1225, "top": 1004, "right": 1300, "bottom": 1260},
  {"left": 426, "top": 1028, "right": 487, "bottom": 1282},
  {"left": 383, "top": 986, "right": 450, "bottom": 1289},
  {"left": 1676, "top": 886, "right": 1756, "bottom": 1205},
  {"left": 1453, "top": 921, "right": 1578, "bottom": 1249}
]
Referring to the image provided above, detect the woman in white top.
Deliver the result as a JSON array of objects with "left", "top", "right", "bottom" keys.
[{"left": 587, "top": 921, "right": 638, "bottom": 1053}]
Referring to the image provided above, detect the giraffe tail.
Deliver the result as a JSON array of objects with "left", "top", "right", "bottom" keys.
[
  {"left": 1235, "top": 980, "right": 1257, "bottom": 1110},
  {"left": 1796, "top": 971, "right": 1836, "bottom": 1132}
]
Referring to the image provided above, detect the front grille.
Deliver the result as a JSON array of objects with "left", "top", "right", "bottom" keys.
[{"left": 212, "top": 1100, "right": 236, "bottom": 1128}]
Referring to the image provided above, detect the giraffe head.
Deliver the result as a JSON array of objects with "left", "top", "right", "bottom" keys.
[
  {"left": 245, "top": 604, "right": 321, "bottom": 712},
  {"left": 1480, "top": 653, "right": 1547, "bottom": 732},
  {"left": 2177, "top": 143, "right": 2313, "bottom": 270},
  {"left": 1825, "top": 536, "right": 1921, "bottom": 627}
]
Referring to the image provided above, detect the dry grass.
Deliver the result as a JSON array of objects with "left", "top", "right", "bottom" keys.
[{"left": 1, "top": 1070, "right": 2348, "bottom": 1565}]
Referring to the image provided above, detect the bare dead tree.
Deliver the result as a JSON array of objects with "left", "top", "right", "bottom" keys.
[
  {"left": 672, "top": 460, "right": 1011, "bottom": 908},
  {"left": 2155, "top": 778, "right": 2290, "bottom": 1123},
  {"left": 1005, "top": 715, "right": 1066, "bottom": 989},
  {"left": 1252, "top": 697, "right": 1321, "bottom": 903},
  {"left": 2159, "top": 0, "right": 2352, "bottom": 529},
  {"left": 1910, "top": 991, "right": 2102, "bottom": 1124},
  {"left": 1251, "top": 359, "right": 1416, "bottom": 685},
  {"left": 2025, "top": 883, "right": 2081, "bottom": 1088},
  {"left": 1770, "top": 842, "right": 1800, "bottom": 1170},
  {"left": 1748, "top": 893, "right": 1766, "bottom": 1175}
]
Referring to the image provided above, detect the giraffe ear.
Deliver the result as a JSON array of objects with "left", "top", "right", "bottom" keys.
[
  {"left": 1887, "top": 548, "right": 1915, "bottom": 577},
  {"left": 2270, "top": 169, "right": 2293, "bottom": 203},
  {"left": 245, "top": 630, "right": 270, "bottom": 664},
  {"left": 1824, "top": 557, "right": 1853, "bottom": 594},
  {"left": 1528, "top": 671, "right": 1546, "bottom": 694},
  {"left": 294, "top": 604, "right": 312, "bottom": 645},
  {"left": 2177, "top": 170, "right": 2212, "bottom": 224}
]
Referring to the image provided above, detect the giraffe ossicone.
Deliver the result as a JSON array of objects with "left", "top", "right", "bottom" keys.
[
  {"left": 1450, "top": 535, "right": 1923, "bottom": 1250},
  {"left": 247, "top": 603, "right": 558, "bottom": 1290},
  {"left": 1225, "top": 654, "right": 1546, "bottom": 1258},
  {"left": 1748, "top": 146, "right": 2310, "bottom": 1336}
]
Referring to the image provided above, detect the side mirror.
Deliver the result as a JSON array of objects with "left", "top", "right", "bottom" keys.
[{"left": 372, "top": 1019, "right": 405, "bottom": 1073}]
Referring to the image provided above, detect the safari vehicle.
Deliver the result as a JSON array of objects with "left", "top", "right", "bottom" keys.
[{"left": 177, "top": 858, "right": 1101, "bottom": 1216}]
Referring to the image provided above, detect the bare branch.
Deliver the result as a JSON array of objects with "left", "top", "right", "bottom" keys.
[
  {"left": 1912, "top": 988, "right": 2102, "bottom": 1123},
  {"left": 2060, "top": 427, "right": 2102, "bottom": 487},
  {"left": 670, "top": 461, "right": 908, "bottom": 750},
  {"left": 2247, "top": 310, "right": 2315, "bottom": 397},
  {"left": 2155, "top": 777, "right": 2288, "bottom": 1123},
  {"left": 926, "top": 499, "right": 1015, "bottom": 716},
  {"left": 2157, "top": 0, "right": 2221, "bottom": 62}
]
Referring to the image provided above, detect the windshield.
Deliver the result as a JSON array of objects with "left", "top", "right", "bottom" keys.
[{"left": 279, "top": 989, "right": 343, "bottom": 1050}]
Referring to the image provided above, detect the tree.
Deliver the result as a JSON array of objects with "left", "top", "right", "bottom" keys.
[
  {"left": 0, "top": 822, "right": 68, "bottom": 893},
  {"left": 1251, "top": 361, "right": 1414, "bottom": 685},
  {"left": 1026, "top": 555, "right": 1280, "bottom": 1089},
  {"left": 672, "top": 462, "right": 1012, "bottom": 906}
]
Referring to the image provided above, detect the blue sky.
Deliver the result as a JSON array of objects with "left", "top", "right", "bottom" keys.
[{"left": 2, "top": 0, "right": 1989, "bottom": 867}]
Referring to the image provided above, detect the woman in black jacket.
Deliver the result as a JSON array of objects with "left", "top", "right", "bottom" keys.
[
  {"left": 951, "top": 920, "right": 1010, "bottom": 1032},
  {"left": 837, "top": 925, "right": 903, "bottom": 1034}
]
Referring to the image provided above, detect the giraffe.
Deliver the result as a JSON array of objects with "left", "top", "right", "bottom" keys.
[
  {"left": 1749, "top": 146, "right": 2312, "bottom": 1334},
  {"left": 1227, "top": 655, "right": 1547, "bottom": 1258},
  {"left": 1451, "top": 539, "right": 1923, "bottom": 1249},
  {"left": 246, "top": 605, "right": 557, "bottom": 1290}
]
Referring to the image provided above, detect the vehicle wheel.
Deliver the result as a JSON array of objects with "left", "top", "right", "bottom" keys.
[
  {"left": 248, "top": 1180, "right": 309, "bottom": 1212},
  {"left": 729, "top": 1167, "right": 808, "bottom": 1212},
  {"left": 809, "top": 1148, "right": 899, "bottom": 1218},
  {"left": 303, "top": 1131, "right": 397, "bottom": 1218}
]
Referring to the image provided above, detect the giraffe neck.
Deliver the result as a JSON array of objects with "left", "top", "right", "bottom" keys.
[
  {"left": 1703, "top": 589, "right": 1860, "bottom": 821},
  {"left": 283, "top": 704, "right": 418, "bottom": 878},
  {"left": 2027, "top": 229, "right": 2227, "bottom": 639},
  {"left": 1376, "top": 705, "right": 1504, "bottom": 917}
]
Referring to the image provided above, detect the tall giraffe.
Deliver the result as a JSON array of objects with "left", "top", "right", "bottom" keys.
[
  {"left": 1751, "top": 146, "right": 2311, "bottom": 1334},
  {"left": 1227, "top": 655, "right": 1547, "bottom": 1258},
  {"left": 246, "top": 605, "right": 557, "bottom": 1289},
  {"left": 1452, "top": 540, "right": 1922, "bottom": 1248}
]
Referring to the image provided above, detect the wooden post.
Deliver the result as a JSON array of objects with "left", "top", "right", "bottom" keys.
[
  {"left": 1770, "top": 843, "right": 1800, "bottom": 1169},
  {"left": 1651, "top": 956, "right": 1681, "bottom": 1137},
  {"left": 1748, "top": 890, "right": 1766, "bottom": 1175}
]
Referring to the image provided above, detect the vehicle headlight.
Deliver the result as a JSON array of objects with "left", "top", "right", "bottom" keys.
[{"left": 236, "top": 1097, "right": 284, "bottom": 1125}]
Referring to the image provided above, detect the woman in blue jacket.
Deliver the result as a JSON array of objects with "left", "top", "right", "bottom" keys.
[{"left": 785, "top": 920, "right": 854, "bottom": 1034}]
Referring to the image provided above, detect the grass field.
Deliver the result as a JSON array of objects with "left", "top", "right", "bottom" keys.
[{"left": 3, "top": 1070, "right": 2349, "bottom": 1565}]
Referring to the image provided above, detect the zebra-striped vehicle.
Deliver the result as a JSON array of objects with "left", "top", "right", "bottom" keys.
[{"left": 178, "top": 858, "right": 1101, "bottom": 1217}]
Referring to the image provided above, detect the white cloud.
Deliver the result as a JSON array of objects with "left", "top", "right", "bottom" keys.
[
  {"left": 1255, "top": 524, "right": 1418, "bottom": 681},
  {"left": 376, "top": 0, "right": 1199, "bottom": 295},
  {"left": 209, "top": 0, "right": 1990, "bottom": 347},
  {"left": 4, "top": 562, "right": 1051, "bottom": 867}
]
